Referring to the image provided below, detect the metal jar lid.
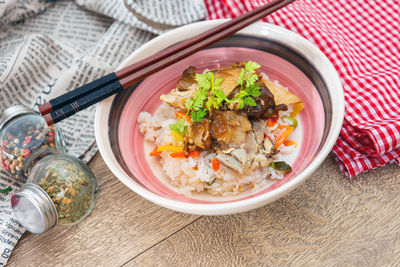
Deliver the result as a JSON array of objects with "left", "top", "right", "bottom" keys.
[
  {"left": 11, "top": 183, "right": 58, "bottom": 234},
  {"left": 0, "top": 105, "right": 36, "bottom": 129}
]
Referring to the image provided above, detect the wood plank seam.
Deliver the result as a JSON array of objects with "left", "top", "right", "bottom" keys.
[{"left": 120, "top": 216, "right": 204, "bottom": 266}]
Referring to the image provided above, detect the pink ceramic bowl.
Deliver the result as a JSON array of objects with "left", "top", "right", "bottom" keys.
[{"left": 95, "top": 20, "right": 344, "bottom": 215}]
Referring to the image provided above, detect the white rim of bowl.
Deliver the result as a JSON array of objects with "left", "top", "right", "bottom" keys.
[{"left": 95, "top": 20, "right": 344, "bottom": 215}]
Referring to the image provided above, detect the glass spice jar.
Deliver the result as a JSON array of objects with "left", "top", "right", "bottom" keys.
[
  {"left": 11, "top": 153, "right": 97, "bottom": 234},
  {"left": 0, "top": 106, "right": 64, "bottom": 178}
]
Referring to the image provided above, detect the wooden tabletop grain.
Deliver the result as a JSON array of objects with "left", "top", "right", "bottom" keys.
[{"left": 7, "top": 152, "right": 400, "bottom": 266}]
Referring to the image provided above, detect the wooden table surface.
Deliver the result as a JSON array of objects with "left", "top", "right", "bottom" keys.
[{"left": 7, "top": 152, "right": 400, "bottom": 266}]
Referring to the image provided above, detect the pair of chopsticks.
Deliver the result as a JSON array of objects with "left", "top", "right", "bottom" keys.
[{"left": 39, "top": 0, "right": 295, "bottom": 125}]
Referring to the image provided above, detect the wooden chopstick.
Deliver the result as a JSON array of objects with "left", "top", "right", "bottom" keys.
[{"left": 42, "top": 0, "right": 295, "bottom": 125}]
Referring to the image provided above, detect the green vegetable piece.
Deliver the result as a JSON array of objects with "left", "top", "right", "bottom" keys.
[
  {"left": 282, "top": 117, "right": 298, "bottom": 128},
  {"left": 270, "top": 161, "right": 292, "bottom": 172},
  {"left": 0, "top": 186, "right": 12, "bottom": 193},
  {"left": 207, "top": 178, "right": 216, "bottom": 186}
]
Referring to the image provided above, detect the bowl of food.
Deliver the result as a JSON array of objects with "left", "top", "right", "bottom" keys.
[{"left": 95, "top": 20, "right": 344, "bottom": 215}]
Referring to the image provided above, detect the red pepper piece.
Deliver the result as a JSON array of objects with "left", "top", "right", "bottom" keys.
[
  {"left": 212, "top": 158, "right": 220, "bottom": 171},
  {"left": 24, "top": 149, "right": 31, "bottom": 158}
]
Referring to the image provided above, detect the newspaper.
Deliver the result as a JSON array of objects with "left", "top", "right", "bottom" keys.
[{"left": 0, "top": 0, "right": 206, "bottom": 264}]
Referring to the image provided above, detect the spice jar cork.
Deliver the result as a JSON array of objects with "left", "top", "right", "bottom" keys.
[
  {"left": 0, "top": 106, "right": 64, "bottom": 178},
  {"left": 11, "top": 154, "right": 97, "bottom": 234}
]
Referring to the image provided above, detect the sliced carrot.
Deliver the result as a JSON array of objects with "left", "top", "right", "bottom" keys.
[
  {"left": 267, "top": 114, "right": 279, "bottom": 128},
  {"left": 188, "top": 151, "right": 201, "bottom": 157},
  {"left": 175, "top": 111, "right": 193, "bottom": 124},
  {"left": 283, "top": 140, "right": 298, "bottom": 148},
  {"left": 149, "top": 146, "right": 162, "bottom": 156},
  {"left": 275, "top": 125, "right": 294, "bottom": 148},
  {"left": 169, "top": 151, "right": 186, "bottom": 158},
  {"left": 212, "top": 158, "right": 220, "bottom": 171},
  {"left": 176, "top": 111, "right": 185, "bottom": 120}
]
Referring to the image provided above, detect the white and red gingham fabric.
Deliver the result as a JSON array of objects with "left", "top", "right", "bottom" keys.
[{"left": 205, "top": 0, "right": 400, "bottom": 177}]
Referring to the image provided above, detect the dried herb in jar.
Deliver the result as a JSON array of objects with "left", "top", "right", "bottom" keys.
[{"left": 38, "top": 161, "right": 94, "bottom": 224}]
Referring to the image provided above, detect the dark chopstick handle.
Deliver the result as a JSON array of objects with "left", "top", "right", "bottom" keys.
[
  {"left": 44, "top": 79, "right": 123, "bottom": 125},
  {"left": 38, "top": 73, "right": 118, "bottom": 115}
]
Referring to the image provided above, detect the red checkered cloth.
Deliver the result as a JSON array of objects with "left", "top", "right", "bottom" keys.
[{"left": 205, "top": 0, "right": 400, "bottom": 178}]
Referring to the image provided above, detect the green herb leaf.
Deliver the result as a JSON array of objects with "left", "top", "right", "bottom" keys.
[
  {"left": 245, "top": 83, "right": 261, "bottom": 97},
  {"left": 172, "top": 72, "right": 213, "bottom": 132},
  {"left": 245, "top": 73, "right": 259, "bottom": 87},
  {"left": 191, "top": 87, "right": 209, "bottom": 111},
  {"left": 214, "top": 89, "right": 226, "bottom": 103},
  {"left": 243, "top": 97, "right": 257, "bottom": 107},
  {"left": 191, "top": 109, "right": 207, "bottom": 123},
  {"left": 0, "top": 186, "right": 12, "bottom": 194},
  {"left": 205, "top": 97, "right": 213, "bottom": 112},
  {"left": 195, "top": 72, "right": 213, "bottom": 91},
  {"left": 245, "top": 61, "right": 261, "bottom": 74},
  {"left": 233, "top": 60, "right": 262, "bottom": 110},
  {"left": 238, "top": 68, "right": 246, "bottom": 87},
  {"left": 215, "top": 77, "right": 224, "bottom": 87},
  {"left": 185, "top": 98, "right": 194, "bottom": 110},
  {"left": 169, "top": 119, "right": 185, "bottom": 133}
]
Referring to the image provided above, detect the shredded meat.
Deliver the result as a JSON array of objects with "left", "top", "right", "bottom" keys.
[
  {"left": 213, "top": 63, "right": 244, "bottom": 96},
  {"left": 210, "top": 110, "right": 252, "bottom": 146},
  {"left": 177, "top": 66, "right": 197, "bottom": 91},
  {"left": 246, "top": 79, "right": 287, "bottom": 119},
  {"left": 216, "top": 154, "right": 243, "bottom": 174},
  {"left": 184, "top": 118, "right": 211, "bottom": 152}
]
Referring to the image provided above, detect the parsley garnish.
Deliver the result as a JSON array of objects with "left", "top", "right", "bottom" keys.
[
  {"left": 191, "top": 109, "right": 207, "bottom": 123},
  {"left": 169, "top": 119, "right": 185, "bottom": 133},
  {"left": 230, "top": 61, "right": 261, "bottom": 109},
  {"left": 169, "top": 61, "right": 262, "bottom": 133},
  {"left": 169, "top": 74, "right": 211, "bottom": 132}
]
